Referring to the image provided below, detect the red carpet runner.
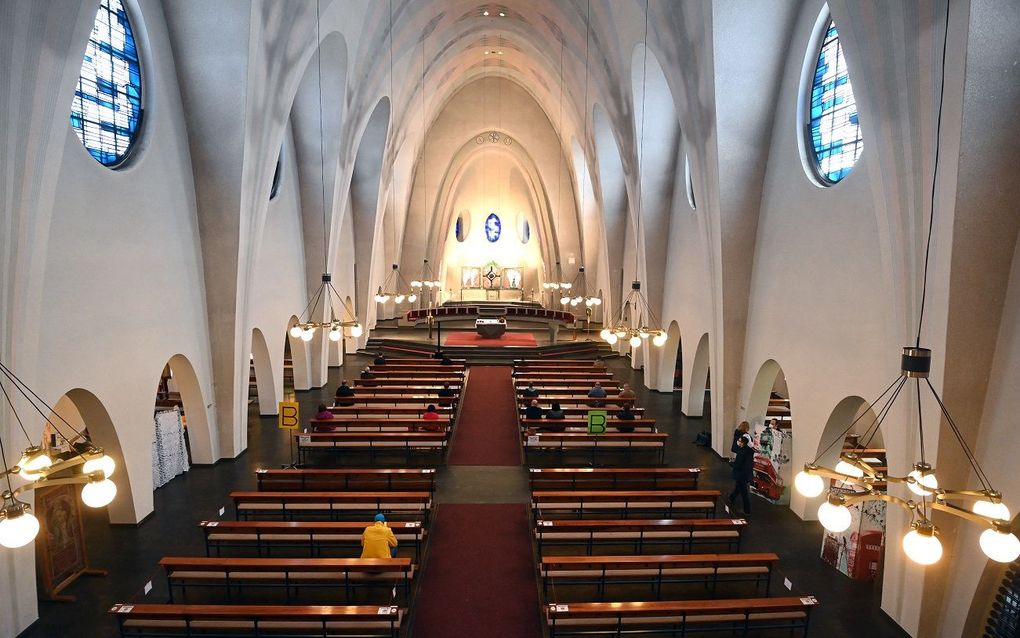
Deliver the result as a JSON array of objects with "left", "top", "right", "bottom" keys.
[
  {"left": 448, "top": 366, "right": 522, "bottom": 466},
  {"left": 444, "top": 331, "right": 538, "bottom": 347},
  {"left": 409, "top": 504, "right": 542, "bottom": 638}
]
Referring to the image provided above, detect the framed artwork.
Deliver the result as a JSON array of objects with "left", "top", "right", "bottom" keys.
[
  {"left": 482, "top": 264, "right": 501, "bottom": 290},
  {"left": 503, "top": 267, "right": 523, "bottom": 290},
  {"left": 461, "top": 267, "right": 481, "bottom": 289},
  {"left": 35, "top": 483, "right": 104, "bottom": 600}
]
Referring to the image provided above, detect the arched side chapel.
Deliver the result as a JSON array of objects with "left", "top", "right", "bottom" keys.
[{"left": 0, "top": 1, "right": 1018, "bottom": 636}]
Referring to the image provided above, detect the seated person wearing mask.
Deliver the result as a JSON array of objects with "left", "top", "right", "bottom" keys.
[{"left": 524, "top": 399, "right": 545, "bottom": 420}]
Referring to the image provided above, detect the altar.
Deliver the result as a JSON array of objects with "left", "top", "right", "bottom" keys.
[{"left": 475, "top": 318, "right": 507, "bottom": 338}]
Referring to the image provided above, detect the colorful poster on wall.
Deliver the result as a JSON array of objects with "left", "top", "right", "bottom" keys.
[
  {"left": 750, "top": 422, "right": 792, "bottom": 504},
  {"left": 820, "top": 483, "right": 886, "bottom": 581}
]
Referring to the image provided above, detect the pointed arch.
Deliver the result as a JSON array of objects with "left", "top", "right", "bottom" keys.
[
  {"left": 250, "top": 327, "right": 277, "bottom": 415},
  {"left": 686, "top": 333, "right": 710, "bottom": 417},
  {"left": 163, "top": 354, "right": 214, "bottom": 464},
  {"left": 286, "top": 315, "right": 311, "bottom": 391},
  {"left": 651, "top": 320, "right": 682, "bottom": 392}
]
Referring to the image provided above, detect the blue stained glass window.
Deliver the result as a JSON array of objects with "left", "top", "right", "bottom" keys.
[
  {"left": 70, "top": 0, "right": 143, "bottom": 167},
  {"left": 807, "top": 19, "right": 862, "bottom": 184},
  {"left": 485, "top": 213, "right": 501, "bottom": 243}
]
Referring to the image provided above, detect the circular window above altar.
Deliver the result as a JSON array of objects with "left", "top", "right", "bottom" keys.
[{"left": 485, "top": 213, "right": 502, "bottom": 243}]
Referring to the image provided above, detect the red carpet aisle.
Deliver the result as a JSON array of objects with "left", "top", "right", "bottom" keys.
[
  {"left": 448, "top": 366, "right": 522, "bottom": 466},
  {"left": 409, "top": 504, "right": 542, "bottom": 638},
  {"left": 444, "top": 331, "right": 538, "bottom": 347}
]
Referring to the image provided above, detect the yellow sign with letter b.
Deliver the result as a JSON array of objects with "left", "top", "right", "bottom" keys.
[{"left": 278, "top": 401, "right": 300, "bottom": 430}]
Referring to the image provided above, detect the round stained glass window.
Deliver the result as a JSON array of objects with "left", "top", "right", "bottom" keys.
[
  {"left": 455, "top": 211, "right": 470, "bottom": 242},
  {"left": 485, "top": 213, "right": 501, "bottom": 243},
  {"left": 70, "top": 0, "right": 143, "bottom": 167}
]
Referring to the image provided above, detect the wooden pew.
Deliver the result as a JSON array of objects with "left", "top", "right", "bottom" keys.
[
  {"left": 523, "top": 432, "right": 667, "bottom": 465},
  {"left": 110, "top": 603, "right": 403, "bottom": 638},
  {"left": 333, "top": 395, "right": 454, "bottom": 407},
  {"left": 514, "top": 359, "right": 600, "bottom": 368},
  {"left": 255, "top": 468, "right": 436, "bottom": 494},
  {"left": 518, "top": 396, "right": 635, "bottom": 409},
  {"left": 294, "top": 432, "right": 448, "bottom": 466},
  {"left": 370, "top": 364, "right": 465, "bottom": 372},
  {"left": 532, "top": 490, "right": 719, "bottom": 519},
  {"left": 519, "top": 406, "right": 645, "bottom": 418},
  {"left": 373, "top": 358, "right": 466, "bottom": 367},
  {"left": 539, "top": 553, "right": 779, "bottom": 599},
  {"left": 528, "top": 468, "right": 700, "bottom": 491},
  {"left": 534, "top": 518, "right": 747, "bottom": 555},
  {"left": 521, "top": 418, "right": 657, "bottom": 433},
  {"left": 161, "top": 556, "right": 414, "bottom": 603},
  {"left": 514, "top": 371, "right": 615, "bottom": 380},
  {"left": 544, "top": 597, "right": 817, "bottom": 637},
  {"left": 199, "top": 520, "right": 425, "bottom": 560},
  {"left": 362, "top": 370, "right": 464, "bottom": 380},
  {"left": 329, "top": 405, "right": 455, "bottom": 418},
  {"left": 516, "top": 380, "right": 620, "bottom": 389},
  {"left": 231, "top": 491, "right": 432, "bottom": 523},
  {"left": 354, "top": 378, "right": 463, "bottom": 388},
  {"left": 309, "top": 418, "right": 451, "bottom": 433}
]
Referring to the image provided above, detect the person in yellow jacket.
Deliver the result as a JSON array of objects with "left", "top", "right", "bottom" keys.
[{"left": 361, "top": 513, "right": 398, "bottom": 559}]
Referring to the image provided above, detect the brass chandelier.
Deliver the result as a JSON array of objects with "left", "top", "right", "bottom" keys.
[
  {"left": 562, "top": 266, "right": 601, "bottom": 308},
  {"left": 289, "top": 273, "right": 364, "bottom": 343},
  {"left": 599, "top": 281, "right": 666, "bottom": 349},
  {"left": 374, "top": 264, "right": 417, "bottom": 306},
  {"left": 0, "top": 362, "right": 118, "bottom": 549},
  {"left": 793, "top": 0, "right": 1018, "bottom": 566}
]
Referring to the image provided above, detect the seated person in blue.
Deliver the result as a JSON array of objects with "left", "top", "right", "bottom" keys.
[
  {"left": 373, "top": 352, "right": 386, "bottom": 365},
  {"left": 521, "top": 383, "right": 539, "bottom": 398},
  {"left": 524, "top": 399, "right": 545, "bottom": 420},
  {"left": 334, "top": 379, "right": 355, "bottom": 406},
  {"left": 614, "top": 405, "right": 636, "bottom": 432},
  {"left": 587, "top": 381, "right": 608, "bottom": 406},
  {"left": 545, "top": 402, "right": 566, "bottom": 420}
]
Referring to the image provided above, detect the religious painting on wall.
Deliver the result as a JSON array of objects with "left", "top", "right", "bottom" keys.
[
  {"left": 35, "top": 483, "right": 89, "bottom": 598},
  {"left": 503, "top": 268, "right": 523, "bottom": 290},
  {"left": 461, "top": 267, "right": 481, "bottom": 289}
]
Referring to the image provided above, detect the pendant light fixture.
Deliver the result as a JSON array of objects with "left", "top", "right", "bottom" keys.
[
  {"left": 794, "top": 2, "right": 1019, "bottom": 565},
  {"left": 567, "top": 266, "right": 601, "bottom": 308},
  {"left": 289, "top": 0, "right": 363, "bottom": 344},
  {"left": 0, "top": 362, "right": 119, "bottom": 549},
  {"left": 375, "top": 264, "right": 417, "bottom": 305},
  {"left": 599, "top": 3, "right": 664, "bottom": 350}
]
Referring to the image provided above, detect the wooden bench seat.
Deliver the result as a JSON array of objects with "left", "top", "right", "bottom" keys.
[
  {"left": 534, "top": 518, "right": 747, "bottom": 555},
  {"left": 532, "top": 490, "right": 719, "bottom": 519},
  {"left": 161, "top": 556, "right": 414, "bottom": 603},
  {"left": 110, "top": 603, "right": 403, "bottom": 637},
  {"left": 373, "top": 358, "right": 466, "bottom": 366},
  {"left": 333, "top": 395, "right": 454, "bottom": 406},
  {"left": 369, "top": 365, "right": 465, "bottom": 373},
  {"left": 516, "top": 380, "right": 620, "bottom": 389},
  {"left": 231, "top": 491, "right": 432, "bottom": 523},
  {"left": 309, "top": 418, "right": 451, "bottom": 433},
  {"left": 529, "top": 468, "right": 700, "bottom": 491},
  {"left": 328, "top": 406, "right": 455, "bottom": 418},
  {"left": 544, "top": 597, "right": 817, "bottom": 637},
  {"left": 521, "top": 418, "right": 656, "bottom": 433},
  {"left": 255, "top": 468, "right": 437, "bottom": 494},
  {"left": 199, "top": 520, "right": 425, "bottom": 560},
  {"left": 540, "top": 553, "right": 779, "bottom": 599},
  {"left": 519, "top": 396, "right": 635, "bottom": 409},
  {"left": 514, "top": 359, "right": 600, "bottom": 368},
  {"left": 514, "top": 371, "right": 615, "bottom": 380},
  {"left": 294, "top": 432, "right": 448, "bottom": 466},
  {"left": 520, "top": 406, "right": 645, "bottom": 417},
  {"left": 354, "top": 378, "right": 463, "bottom": 388},
  {"left": 523, "top": 433, "right": 667, "bottom": 465}
]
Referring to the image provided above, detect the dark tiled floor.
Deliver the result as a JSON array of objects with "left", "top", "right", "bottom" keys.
[{"left": 19, "top": 351, "right": 908, "bottom": 638}]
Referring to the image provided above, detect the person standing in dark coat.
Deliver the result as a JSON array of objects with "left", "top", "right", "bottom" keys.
[{"left": 728, "top": 436, "right": 754, "bottom": 514}]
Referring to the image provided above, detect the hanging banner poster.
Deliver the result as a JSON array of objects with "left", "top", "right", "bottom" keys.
[{"left": 750, "top": 422, "right": 793, "bottom": 504}]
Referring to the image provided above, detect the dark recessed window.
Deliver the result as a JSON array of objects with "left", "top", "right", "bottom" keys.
[
  {"left": 269, "top": 148, "right": 283, "bottom": 200},
  {"left": 804, "top": 12, "right": 862, "bottom": 185},
  {"left": 70, "top": 0, "right": 143, "bottom": 167}
]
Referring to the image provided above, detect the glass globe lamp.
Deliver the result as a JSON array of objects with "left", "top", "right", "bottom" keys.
[
  {"left": 394, "top": 294, "right": 405, "bottom": 304},
  {"left": 599, "top": 328, "right": 611, "bottom": 341},
  {"left": 350, "top": 324, "right": 363, "bottom": 338},
  {"left": 605, "top": 333, "right": 618, "bottom": 346},
  {"left": 902, "top": 523, "right": 943, "bottom": 565},
  {"left": 0, "top": 505, "right": 40, "bottom": 549},
  {"left": 289, "top": 325, "right": 303, "bottom": 338},
  {"left": 628, "top": 335, "right": 642, "bottom": 349},
  {"left": 907, "top": 464, "right": 938, "bottom": 497},
  {"left": 17, "top": 447, "right": 52, "bottom": 481},
  {"left": 300, "top": 329, "right": 314, "bottom": 342},
  {"left": 83, "top": 453, "right": 116, "bottom": 479},
  {"left": 81, "top": 477, "right": 117, "bottom": 508},
  {"left": 979, "top": 528, "right": 1020, "bottom": 563},
  {"left": 972, "top": 498, "right": 1010, "bottom": 521},
  {"left": 328, "top": 328, "right": 342, "bottom": 342},
  {"left": 408, "top": 294, "right": 417, "bottom": 303},
  {"left": 652, "top": 333, "right": 668, "bottom": 347},
  {"left": 818, "top": 497, "right": 852, "bottom": 532},
  {"left": 794, "top": 470, "right": 825, "bottom": 498},
  {"left": 833, "top": 458, "right": 864, "bottom": 479}
]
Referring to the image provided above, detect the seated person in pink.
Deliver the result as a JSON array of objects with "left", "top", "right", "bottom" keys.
[
  {"left": 420, "top": 404, "right": 445, "bottom": 432},
  {"left": 315, "top": 404, "right": 334, "bottom": 420}
]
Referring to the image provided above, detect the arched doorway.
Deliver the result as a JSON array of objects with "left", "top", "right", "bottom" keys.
[
  {"left": 817, "top": 396, "right": 886, "bottom": 584},
  {"left": 745, "top": 360, "right": 795, "bottom": 505},
  {"left": 686, "top": 333, "right": 710, "bottom": 417},
  {"left": 285, "top": 316, "right": 311, "bottom": 392},
  {"left": 152, "top": 354, "right": 214, "bottom": 465},
  {"left": 653, "top": 320, "right": 682, "bottom": 392},
  {"left": 250, "top": 327, "right": 278, "bottom": 415}
]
